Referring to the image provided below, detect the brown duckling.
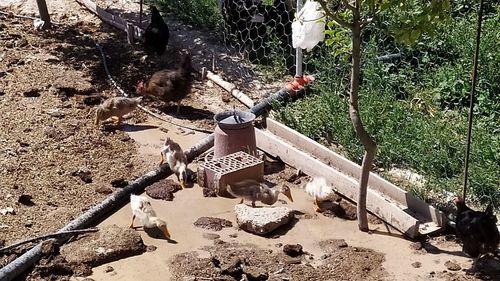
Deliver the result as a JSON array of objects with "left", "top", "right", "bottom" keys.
[
  {"left": 226, "top": 179, "right": 293, "bottom": 207},
  {"left": 159, "top": 137, "right": 188, "bottom": 189},
  {"left": 95, "top": 96, "right": 142, "bottom": 126}
]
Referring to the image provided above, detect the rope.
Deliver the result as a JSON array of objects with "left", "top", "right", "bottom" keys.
[{"left": 0, "top": 10, "right": 213, "bottom": 134}]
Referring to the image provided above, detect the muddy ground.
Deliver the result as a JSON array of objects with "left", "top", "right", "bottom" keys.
[{"left": 1, "top": 1, "right": 499, "bottom": 281}]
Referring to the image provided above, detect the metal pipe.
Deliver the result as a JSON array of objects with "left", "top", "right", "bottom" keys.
[
  {"left": 462, "top": 0, "right": 484, "bottom": 201},
  {"left": 295, "top": 0, "right": 303, "bottom": 77}
]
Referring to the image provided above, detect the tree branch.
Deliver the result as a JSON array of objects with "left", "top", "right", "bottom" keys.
[{"left": 316, "top": 0, "right": 353, "bottom": 29}]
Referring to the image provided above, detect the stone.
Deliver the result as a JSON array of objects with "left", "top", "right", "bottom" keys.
[
  {"left": 193, "top": 217, "right": 233, "bottom": 231},
  {"left": 411, "top": 262, "right": 422, "bottom": 268},
  {"left": 146, "top": 245, "right": 157, "bottom": 252},
  {"left": 444, "top": 260, "right": 461, "bottom": 271},
  {"left": 283, "top": 244, "right": 303, "bottom": 257},
  {"left": 104, "top": 266, "right": 114, "bottom": 273},
  {"left": 234, "top": 204, "right": 293, "bottom": 235},
  {"left": 203, "top": 233, "right": 221, "bottom": 240},
  {"left": 60, "top": 225, "right": 146, "bottom": 266}
]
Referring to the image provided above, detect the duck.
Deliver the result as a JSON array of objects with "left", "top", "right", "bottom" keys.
[
  {"left": 305, "top": 177, "right": 337, "bottom": 212},
  {"left": 95, "top": 96, "right": 142, "bottom": 126},
  {"left": 129, "top": 194, "right": 170, "bottom": 238},
  {"left": 226, "top": 179, "right": 294, "bottom": 207},
  {"left": 159, "top": 137, "right": 188, "bottom": 189}
]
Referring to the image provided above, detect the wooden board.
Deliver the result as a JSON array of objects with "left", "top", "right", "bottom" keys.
[
  {"left": 266, "top": 118, "right": 446, "bottom": 227},
  {"left": 256, "top": 128, "right": 420, "bottom": 238},
  {"left": 76, "top": 0, "right": 144, "bottom": 41}
]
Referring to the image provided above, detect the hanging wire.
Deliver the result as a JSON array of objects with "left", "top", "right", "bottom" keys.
[{"left": 462, "top": 0, "right": 485, "bottom": 201}]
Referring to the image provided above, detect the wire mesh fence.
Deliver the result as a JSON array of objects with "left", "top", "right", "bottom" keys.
[{"left": 153, "top": 0, "right": 499, "bottom": 207}]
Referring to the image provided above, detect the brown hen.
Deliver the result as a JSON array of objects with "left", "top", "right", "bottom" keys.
[{"left": 136, "top": 53, "right": 193, "bottom": 114}]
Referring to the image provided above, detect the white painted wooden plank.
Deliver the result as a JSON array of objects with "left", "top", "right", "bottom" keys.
[
  {"left": 266, "top": 118, "right": 446, "bottom": 227},
  {"left": 256, "top": 128, "right": 420, "bottom": 238}
]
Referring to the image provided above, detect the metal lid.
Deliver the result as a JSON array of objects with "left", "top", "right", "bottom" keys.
[{"left": 214, "top": 110, "right": 256, "bottom": 129}]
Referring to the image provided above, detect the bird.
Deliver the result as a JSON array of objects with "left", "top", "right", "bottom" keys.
[
  {"left": 454, "top": 196, "right": 500, "bottom": 266},
  {"left": 226, "top": 179, "right": 294, "bottom": 207},
  {"left": 95, "top": 96, "right": 142, "bottom": 126},
  {"left": 159, "top": 137, "right": 188, "bottom": 189},
  {"left": 136, "top": 53, "right": 193, "bottom": 115},
  {"left": 144, "top": 5, "right": 169, "bottom": 56},
  {"left": 129, "top": 194, "right": 171, "bottom": 238},
  {"left": 305, "top": 177, "right": 337, "bottom": 212}
]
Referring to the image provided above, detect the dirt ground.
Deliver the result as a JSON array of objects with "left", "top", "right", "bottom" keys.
[{"left": 1, "top": 1, "right": 499, "bottom": 281}]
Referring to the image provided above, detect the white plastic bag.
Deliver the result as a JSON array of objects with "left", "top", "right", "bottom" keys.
[{"left": 292, "top": 1, "right": 325, "bottom": 52}]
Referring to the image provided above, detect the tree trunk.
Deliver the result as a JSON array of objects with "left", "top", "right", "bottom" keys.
[
  {"left": 349, "top": 16, "right": 377, "bottom": 232},
  {"left": 36, "top": 0, "right": 51, "bottom": 28}
]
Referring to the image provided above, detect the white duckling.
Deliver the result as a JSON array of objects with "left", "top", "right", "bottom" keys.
[
  {"left": 305, "top": 177, "right": 337, "bottom": 212},
  {"left": 129, "top": 194, "right": 171, "bottom": 238},
  {"left": 159, "top": 137, "right": 188, "bottom": 189}
]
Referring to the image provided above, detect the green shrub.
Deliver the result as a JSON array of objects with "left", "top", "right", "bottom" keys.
[{"left": 148, "top": 0, "right": 223, "bottom": 31}]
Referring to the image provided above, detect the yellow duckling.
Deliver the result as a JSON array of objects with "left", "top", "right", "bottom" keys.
[
  {"left": 305, "top": 177, "right": 336, "bottom": 212},
  {"left": 226, "top": 179, "right": 294, "bottom": 207},
  {"left": 159, "top": 137, "right": 188, "bottom": 189},
  {"left": 95, "top": 96, "right": 142, "bottom": 126},
  {"left": 129, "top": 194, "right": 170, "bottom": 238}
]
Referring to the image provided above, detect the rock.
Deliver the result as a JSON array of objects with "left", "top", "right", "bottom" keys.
[
  {"left": 229, "top": 233, "right": 238, "bottom": 238},
  {"left": 0, "top": 207, "right": 15, "bottom": 215},
  {"left": 146, "top": 245, "right": 157, "bottom": 252},
  {"left": 0, "top": 239, "right": 5, "bottom": 247},
  {"left": 23, "top": 88, "right": 40, "bottom": 97},
  {"left": 220, "top": 257, "right": 243, "bottom": 278},
  {"left": 412, "top": 262, "right": 422, "bottom": 268},
  {"left": 234, "top": 204, "right": 293, "bottom": 235},
  {"left": 283, "top": 244, "right": 303, "bottom": 257},
  {"left": 0, "top": 88, "right": 5, "bottom": 96},
  {"left": 444, "top": 260, "right": 461, "bottom": 271},
  {"left": 194, "top": 217, "right": 233, "bottom": 231},
  {"left": 24, "top": 221, "right": 33, "bottom": 227},
  {"left": 203, "top": 233, "right": 221, "bottom": 240},
  {"left": 104, "top": 266, "right": 114, "bottom": 273},
  {"left": 243, "top": 265, "right": 269, "bottom": 280},
  {"left": 120, "top": 135, "right": 131, "bottom": 142},
  {"left": 275, "top": 243, "right": 283, "bottom": 248},
  {"left": 60, "top": 225, "right": 146, "bottom": 266},
  {"left": 111, "top": 178, "right": 128, "bottom": 188},
  {"left": 95, "top": 186, "right": 113, "bottom": 195},
  {"left": 145, "top": 179, "right": 182, "bottom": 201}
]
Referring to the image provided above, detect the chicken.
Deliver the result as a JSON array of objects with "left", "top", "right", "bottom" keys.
[
  {"left": 144, "top": 6, "right": 169, "bottom": 56},
  {"left": 454, "top": 197, "right": 499, "bottom": 263},
  {"left": 226, "top": 179, "right": 293, "bottom": 207},
  {"left": 160, "top": 137, "right": 188, "bottom": 189},
  {"left": 129, "top": 194, "right": 171, "bottom": 238},
  {"left": 305, "top": 177, "right": 337, "bottom": 212},
  {"left": 95, "top": 97, "right": 142, "bottom": 126},
  {"left": 136, "top": 53, "right": 193, "bottom": 114}
]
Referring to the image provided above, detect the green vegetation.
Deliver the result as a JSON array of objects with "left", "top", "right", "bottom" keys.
[
  {"left": 147, "top": 0, "right": 223, "bottom": 30},
  {"left": 277, "top": 2, "right": 499, "bottom": 206}
]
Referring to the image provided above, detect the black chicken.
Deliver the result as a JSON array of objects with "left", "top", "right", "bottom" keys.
[
  {"left": 455, "top": 197, "right": 500, "bottom": 261},
  {"left": 144, "top": 6, "right": 169, "bottom": 56}
]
